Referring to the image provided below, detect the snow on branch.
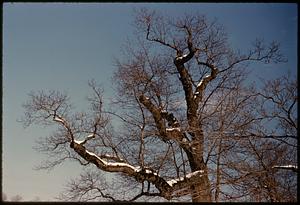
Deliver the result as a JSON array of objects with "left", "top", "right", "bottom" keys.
[
  {"left": 106, "top": 161, "right": 139, "bottom": 172},
  {"left": 99, "top": 154, "right": 126, "bottom": 163},
  {"left": 71, "top": 142, "right": 164, "bottom": 177},
  {"left": 73, "top": 139, "right": 86, "bottom": 145},
  {"left": 175, "top": 54, "right": 189, "bottom": 61},
  {"left": 73, "top": 134, "right": 95, "bottom": 146},
  {"left": 165, "top": 127, "right": 191, "bottom": 148},
  {"left": 166, "top": 170, "right": 204, "bottom": 187},
  {"left": 53, "top": 116, "right": 65, "bottom": 124},
  {"left": 272, "top": 165, "right": 298, "bottom": 173},
  {"left": 70, "top": 141, "right": 175, "bottom": 198},
  {"left": 196, "top": 74, "right": 211, "bottom": 88},
  {"left": 193, "top": 68, "right": 218, "bottom": 102},
  {"left": 166, "top": 127, "right": 181, "bottom": 132},
  {"left": 53, "top": 115, "right": 74, "bottom": 141},
  {"left": 69, "top": 139, "right": 204, "bottom": 200},
  {"left": 77, "top": 147, "right": 138, "bottom": 175},
  {"left": 134, "top": 166, "right": 160, "bottom": 176},
  {"left": 161, "top": 111, "right": 180, "bottom": 128}
]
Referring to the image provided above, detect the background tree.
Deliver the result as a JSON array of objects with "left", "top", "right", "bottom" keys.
[{"left": 21, "top": 9, "right": 296, "bottom": 202}]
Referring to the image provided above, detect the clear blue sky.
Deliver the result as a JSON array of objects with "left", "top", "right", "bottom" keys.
[{"left": 3, "top": 3, "right": 297, "bottom": 201}]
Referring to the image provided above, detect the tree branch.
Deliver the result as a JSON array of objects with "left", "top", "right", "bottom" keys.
[
  {"left": 53, "top": 114, "right": 74, "bottom": 142},
  {"left": 146, "top": 21, "right": 180, "bottom": 53},
  {"left": 138, "top": 94, "right": 167, "bottom": 140},
  {"left": 272, "top": 165, "right": 298, "bottom": 173},
  {"left": 193, "top": 61, "right": 219, "bottom": 103},
  {"left": 129, "top": 191, "right": 162, "bottom": 201},
  {"left": 139, "top": 95, "right": 192, "bottom": 152}
]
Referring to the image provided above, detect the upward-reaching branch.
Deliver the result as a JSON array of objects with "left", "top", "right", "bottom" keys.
[{"left": 138, "top": 94, "right": 191, "bottom": 151}]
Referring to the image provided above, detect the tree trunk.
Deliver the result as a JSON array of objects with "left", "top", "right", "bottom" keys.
[
  {"left": 190, "top": 166, "right": 211, "bottom": 202},
  {"left": 187, "top": 130, "right": 212, "bottom": 202},
  {"left": 215, "top": 139, "right": 222, "bottom": 202}
]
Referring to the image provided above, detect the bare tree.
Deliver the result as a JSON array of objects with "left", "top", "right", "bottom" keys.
[
  {"left": 21, "top": 9, "right": 296, "bottom": 202},
  {"left": 208, "top": 74, "right": 297, "bottom": 202}
]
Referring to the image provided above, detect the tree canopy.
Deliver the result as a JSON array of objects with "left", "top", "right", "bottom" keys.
[{"left": 21, "top": 9, "right": 297, "bottom": 202}]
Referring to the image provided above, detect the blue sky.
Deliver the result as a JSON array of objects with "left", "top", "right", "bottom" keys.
[{"left": 2, "top": 3, "right": 297, "bottom": 201}]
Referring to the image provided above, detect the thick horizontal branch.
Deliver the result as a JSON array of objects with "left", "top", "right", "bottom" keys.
[
  {"left": 69, "top": 140, "right": 204, "bottom": 200},
  {"left": 69, "top": 142, "right": 134, "bottom": 174},
  {"left": 69, "top": 141, "right": 170, "bottom": 198}
]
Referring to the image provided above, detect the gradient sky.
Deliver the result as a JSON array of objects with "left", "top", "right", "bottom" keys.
[{"left": 2, "top": 3, "right": 297, "bottom": 201}]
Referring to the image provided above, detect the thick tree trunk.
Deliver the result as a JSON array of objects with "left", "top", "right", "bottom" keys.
[
  {"left": 187, "top": 130, "right": 212, "bottom": 202},
  {"left": 190, "top": 173, "right": 211, "bottom": 202},
  {"left": 188, "top": 154, "right": 211, "bottom": 202}
]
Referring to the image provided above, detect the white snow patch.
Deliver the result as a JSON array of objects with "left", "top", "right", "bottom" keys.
[
  {"left": 86, "top": 150, "right": 107, "bottom": 164},
  {"left": 145, "top": 169, "right": 159, "bottom": 176},
  {"left": 273, "top": 165, "right": 298, "bottom": 169},
  {"left": 104, "top": 154, "right": 112, "bottom": 157},
  {"left": 74, "top": 139, "right": 85, "bottom": 144},
  {"left": 196, "top": 74, "right": 211, "bottom": 88},
  {"left": 161, "top": 110, "right": 168, "bottom": 114},
  {"left": 197, "top": 80, "right": 204, "bottom": 88},
  {"left": 186, "top": 170, "right": 204, "bottom": 178},
  {"left": 84, "top": 150, "right": 138, "bottom": 171},
  {"left": 135, "top": 166, "right": 142, "bottom": 172},
  {"left": 166, "top": 170, "right": 204, "bottom": 187},
  {"left": 53, "top": 117, "right": 65, "bottom": 123},
  {"left": 176, "top": 54, "right": 188, "bottom": 60},
  {"left": 101, "top": 154, "right": 115, "bottom": 159},
  {"left": 145, "top": 169, "right": 152, "bottom": 174},
  {"left": 86, "top": 134, "right": 95, "bottom": 138},
  {"left": 167, "top": 179, "right": 178, "bottom": 187},
  {"left": 107, "top": 162, "right": 137, "bottom": 170},
  {"left": 193, "top": 91, "right": 200, "bottom": 100},
  {"left": 166, "top": 127, "right": 181, "bottom": 132},
  {"left": 134, "top": 167, "right": 159, "bottom": 176}
]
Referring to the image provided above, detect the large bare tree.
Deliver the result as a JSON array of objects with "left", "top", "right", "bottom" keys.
[{"left": 21, "top": 9, "right": 297, "bottom": 202}]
